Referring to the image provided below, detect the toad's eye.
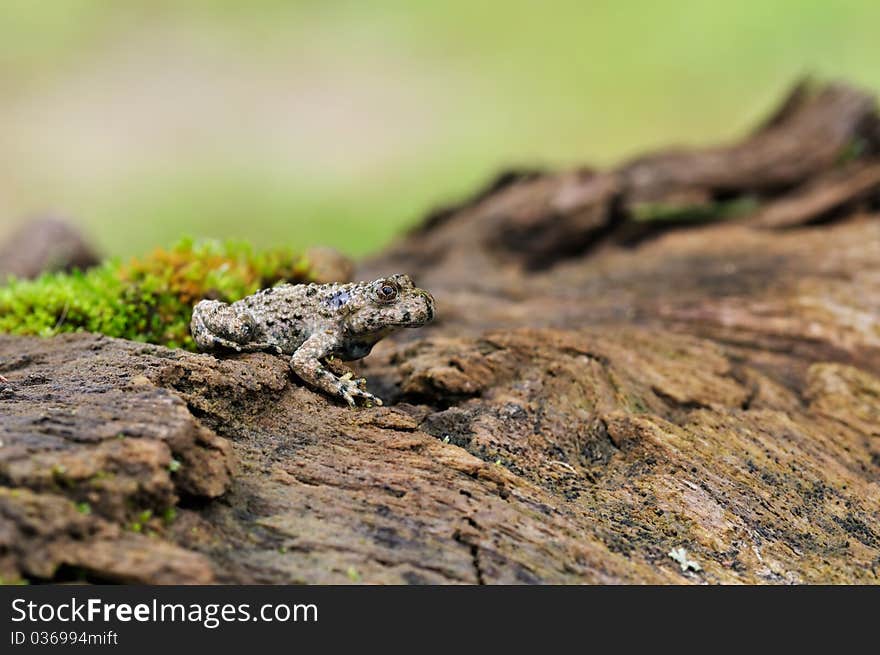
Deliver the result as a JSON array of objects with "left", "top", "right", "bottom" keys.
[{"left": 376, "top": 280, "right": 399, "bottom": 303}]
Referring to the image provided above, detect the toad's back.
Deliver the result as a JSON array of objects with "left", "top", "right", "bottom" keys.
[{"left": 231, "top": 282, "right": 360, "bottom": 354}]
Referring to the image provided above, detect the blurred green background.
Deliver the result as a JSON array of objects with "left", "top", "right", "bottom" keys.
[{"left": 1, "top": 0, "right": 878, "bottom": 258}]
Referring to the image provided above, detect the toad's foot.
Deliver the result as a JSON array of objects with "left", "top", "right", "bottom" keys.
[
  {"left": 337, "top": 376, "right": 383, "bottom": 408},
  {"left": 290, "top": 334, "right": 384, "bottom": 407}
]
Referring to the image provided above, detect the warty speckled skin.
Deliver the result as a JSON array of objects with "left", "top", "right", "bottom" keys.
[{"left": 190, "top": 274, "right": 435, "bottom": 406}]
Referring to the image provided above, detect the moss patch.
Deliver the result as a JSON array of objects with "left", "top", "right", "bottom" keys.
[{"left": 0, "top": 238, "right": 317, "bottom": 349}]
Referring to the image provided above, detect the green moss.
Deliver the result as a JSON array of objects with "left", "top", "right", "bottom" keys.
[
  {"left": 0, "top": 238, "right": 316, "bottom": 350},
  {"left": 628, "top": 396, "right": 649, "bottom": 414},
  {"left": 51, "top": 464, "right": 74, "bottom": 489},
  {"left": 837, "top": 137, "right": 868, "bottom": 165},
  {"left": 88, "top": 470, "right": 115, "bottom": 488},
  {"left": 0, "top": 576, "right": 30, "bottom": 586},
  {"left": 630, "top": 196, "right": 759, "bottom": 224}
]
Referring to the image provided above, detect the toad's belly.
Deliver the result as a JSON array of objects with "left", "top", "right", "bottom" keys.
[{"left": 334, "top": 339, "right": 376, "bottom": 361}]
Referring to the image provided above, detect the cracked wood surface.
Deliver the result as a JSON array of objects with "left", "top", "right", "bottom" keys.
[{"left": 1, "top": 80, "right": 879, "bottom": 583}]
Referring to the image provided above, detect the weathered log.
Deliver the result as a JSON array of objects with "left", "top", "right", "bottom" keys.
[
  {"left": 620, "top": 81, "right": 878, "bottom": 202},
  {"left": 1, "top": 81, "right": 879, "bottom": 584},
  {"left": 745, "top": 159, "right": 880, "bottom": 228},
  {"left": 388, "top": 79, "right": 879, "bottom": 272}
]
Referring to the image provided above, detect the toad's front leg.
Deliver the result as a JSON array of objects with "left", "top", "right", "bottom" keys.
[{"left": 289, "top": 333, "right": 382, "bottom": 407}]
